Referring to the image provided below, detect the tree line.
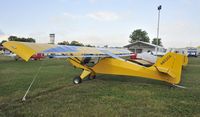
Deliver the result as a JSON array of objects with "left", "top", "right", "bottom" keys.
[
  {"left": 57, "top": 41, "right": 95, "bottom": 47},
  {"left": 0, "top": 36, "right": 36, "bottom": 46},
  {"left": 8, "top": 36, "right": 36, "bottom": 43},
  {"left": 0, "top": 36, "right": 95, "bottom": 47},
  {"left": 58, "top": 29, "right": 162, "bottom": 47},
  {"left": 1, "top": 29, "right": 162, "bottom": 47}
]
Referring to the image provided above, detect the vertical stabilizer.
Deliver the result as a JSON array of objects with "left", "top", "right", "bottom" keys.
[{"left": 154, "top": 52, "right": 187, "bottom": 84}]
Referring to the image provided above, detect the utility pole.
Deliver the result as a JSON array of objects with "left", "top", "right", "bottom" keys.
[{"left": 156, "top": 5, "right": 162, "bottom": 55}]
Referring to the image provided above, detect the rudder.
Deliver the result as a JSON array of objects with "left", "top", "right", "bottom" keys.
[{"left": 154, "top": 52, "right": 185, "bottom": 84}]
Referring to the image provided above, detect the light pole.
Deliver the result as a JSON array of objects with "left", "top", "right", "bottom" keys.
[{"left": 156, "top": 5, "right": 162, "bottom": 55}]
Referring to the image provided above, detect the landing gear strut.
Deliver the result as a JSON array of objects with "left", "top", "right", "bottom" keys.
[{"left": 69, "top": 57, "right": 96, "bottom": 84}]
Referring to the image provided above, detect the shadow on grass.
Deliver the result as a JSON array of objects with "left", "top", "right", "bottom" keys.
[
  {"left": 0, "top": 83, "right": 76, "bottom": 112},
  {"left": 95, "top": 74, "right": 169, "bottom": 87}
]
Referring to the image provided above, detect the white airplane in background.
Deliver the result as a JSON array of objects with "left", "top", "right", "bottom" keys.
[{"left": 131, "top": 50, "right": 166, "bottom": 65}]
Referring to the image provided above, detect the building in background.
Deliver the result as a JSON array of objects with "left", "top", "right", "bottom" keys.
[
  {"left": 168, "top": 47, "right": 199, "bottom": 57},
  {"left": 49, "top": 34, "right": 55, "bottom": 44},
  {"left": 124, "top": 41, "right": 166, "bottom": 54},
  {"left": 198, "top": 47, "right": 200, "bottom": 55}
]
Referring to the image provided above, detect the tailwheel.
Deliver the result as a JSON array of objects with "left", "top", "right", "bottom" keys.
[{"left": 73, "top": 76, "right": 82, "bottom": 84}]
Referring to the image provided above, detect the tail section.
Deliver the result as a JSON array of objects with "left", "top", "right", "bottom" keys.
[
  {"left": 154, "top": 52, "right": 187, "bottom": 84},
  {"left": 182, "top": 55, "right": 188, "bottom": 66}
]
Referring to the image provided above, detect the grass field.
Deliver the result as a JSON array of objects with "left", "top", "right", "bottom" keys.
[{"left": 0, "top": 56, "right": 200, "bottom": 117}]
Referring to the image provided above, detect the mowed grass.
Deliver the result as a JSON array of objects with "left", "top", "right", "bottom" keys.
[{"left": 0, "top": 56, "right": 200, "bottom": 117}]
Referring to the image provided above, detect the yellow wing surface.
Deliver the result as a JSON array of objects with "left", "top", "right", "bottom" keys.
[{"left": 3, "top": 41, "right": 131, "bottom": 61}]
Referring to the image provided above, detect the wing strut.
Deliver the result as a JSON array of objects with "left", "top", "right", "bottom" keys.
[
  {"left": 172, "top": 84, "right": 187, "bottom": 89},
  {"left": 22, "top": 62, "right": 43, "bottom": 101}
]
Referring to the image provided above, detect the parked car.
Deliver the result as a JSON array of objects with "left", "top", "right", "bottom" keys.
[
  {"left": 14, "top": 53, "right": 45, "bottom": 61},
  {"left": 31, "top": 53, "right": 45, "bottom": 60}
]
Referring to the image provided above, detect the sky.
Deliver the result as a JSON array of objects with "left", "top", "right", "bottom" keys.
[{"left": 0, "top": 0, "right": 200, "bottom": 48}]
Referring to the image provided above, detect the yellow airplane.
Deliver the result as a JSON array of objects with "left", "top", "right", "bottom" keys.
[{"left": 3, "top": 41, "right": 188, "bottom": 85}]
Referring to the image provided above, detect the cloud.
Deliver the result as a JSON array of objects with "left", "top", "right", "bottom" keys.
[
  {"left": 63, "top": 12, "right": 81, "bottom": 19},
  {"left": 160, "top": 20, "right": 200, "bottom": 48},
  {"left": 87, "top": 11, "right": 120, "bottom": 21},
  {"left": 51, "top": 12, "right": 81, "bottom": 23},
  {"left": 54, "top": 11, "right": 120, "bottom": 22}
]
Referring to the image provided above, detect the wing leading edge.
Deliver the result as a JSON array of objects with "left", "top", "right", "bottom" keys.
[{"left": 3, "top": 41, "right": 132, "bottom": 61}]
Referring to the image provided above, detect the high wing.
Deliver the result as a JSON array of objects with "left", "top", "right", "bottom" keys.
[{"left": 3, "top": 41, "right": 132, "bottom": 61}]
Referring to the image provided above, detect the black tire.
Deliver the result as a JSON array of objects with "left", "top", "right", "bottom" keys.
[{"left": 73, "top": 77, "right": 82, "bottom": 84}]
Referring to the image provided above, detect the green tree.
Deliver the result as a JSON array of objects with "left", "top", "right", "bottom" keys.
[
  {"left": 85, "top": 44, "right": 95, "bottom": 47},
  {"left": 26, "top": 38, "right": 36, "bottom": 43},
  {"left": 58, "top": 41, "right": 70, "bottom": 45},
  {"left": 70, "top": 41, "right": 84, "bottom": 46},
  {"left": 8, "top": 36, "right": 36, "bottom": 43},
  {"left": 152, "top": 38, "right": 163, "bottom": 46},
  {"left": 129, "top": 29, "right": 150, "bottom": 43},
  {"left": 104, "top": 45, "right": 108, "bottom": 48},
  {"left": 8, "top": 36, "right": 18, "bottom": 41}
]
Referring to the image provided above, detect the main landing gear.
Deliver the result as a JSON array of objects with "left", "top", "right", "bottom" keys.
[
  {"left": 73, "top": 76, "right": 82, "bottom": 84},
  {"left": 69, "top": 57, "right": 97, "bottom": 84},
  {"left": 73, "top": 74, "right": 96, "bottom": 84}
]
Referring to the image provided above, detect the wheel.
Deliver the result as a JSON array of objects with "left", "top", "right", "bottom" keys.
[{"left": 73, "top": 77, "right": 82, "bottom": 84}]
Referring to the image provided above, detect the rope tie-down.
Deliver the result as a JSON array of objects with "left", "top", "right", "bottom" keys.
[{"left": 22, "top": 62, "right": 43, "bottom": 101}]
